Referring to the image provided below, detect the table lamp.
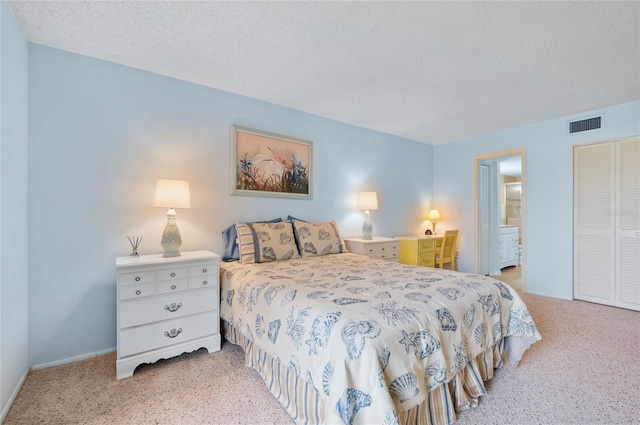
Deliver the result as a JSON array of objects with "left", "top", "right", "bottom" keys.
[
  {"left": 428, "top": 209, "right": 441, "bottom": 235},
  {"left": 154, "top": 179, "right": 191, "bottom": 257},
  {"left": 358, "top": 191, "right": 378, "bottom": 240}
]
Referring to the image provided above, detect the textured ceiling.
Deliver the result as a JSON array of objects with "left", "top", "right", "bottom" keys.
[{"left": 7, "top": 1, "right": 640, "bottom": 145}]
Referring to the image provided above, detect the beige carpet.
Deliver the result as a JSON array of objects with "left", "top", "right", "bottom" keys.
[{"left": 5, "top": 292, "right": 639, "bottom": 425}]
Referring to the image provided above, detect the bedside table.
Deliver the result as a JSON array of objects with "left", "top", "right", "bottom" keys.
[
  {"left": 396, "top": 235, "right": 443, "bottom": 267},
  {"left": 343, "top": 237, "right": 399, "bottom": 262},
  {"left": 115, "top": 250, "right": 221, "bottom": 379}
]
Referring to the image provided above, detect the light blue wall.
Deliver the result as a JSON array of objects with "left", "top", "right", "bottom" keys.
[
  {"left": 22, "top": 35, "right": 640, "bottom": 368},
  {"left": 434, "top": 101, "right": 640, "bottom": 299},
  {"left": 27, "top": 44, "right": 434, "bottom": 365},
  {"left": 0, "top": 1, "right": 29, "bottom": 416}
]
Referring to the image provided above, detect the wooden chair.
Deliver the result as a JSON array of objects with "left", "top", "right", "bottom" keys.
[{"left": 434, "top": 230, "right": 459, "bottom": 271}]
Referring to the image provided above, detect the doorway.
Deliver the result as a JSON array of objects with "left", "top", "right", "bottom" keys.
[{"left": 474, "top": 149, "right": 527, "bottom": 292}]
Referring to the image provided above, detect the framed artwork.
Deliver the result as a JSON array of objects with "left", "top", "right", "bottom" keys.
[{"left": 230, "top": 125, "right": 313, "bottom": 199}]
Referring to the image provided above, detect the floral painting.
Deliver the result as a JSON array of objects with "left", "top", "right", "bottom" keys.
[{"left": 231, "top": 126, "right": 312, "bottom": 199}]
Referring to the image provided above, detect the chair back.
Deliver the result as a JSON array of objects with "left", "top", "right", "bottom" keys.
[
  {"left": 435, "top": 230, "right": 459, "bottom": 270},
  {"left": 441, "top": 230, "right": 458, "bottom": 259}
]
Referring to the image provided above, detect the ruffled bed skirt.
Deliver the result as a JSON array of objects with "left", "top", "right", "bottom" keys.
[{"left": 223, "top": 320, "right": 506, "bottom": 425}]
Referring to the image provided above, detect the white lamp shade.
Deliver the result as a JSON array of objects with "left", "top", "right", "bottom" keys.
[
  {"left": 427, "top": 209, "right": 441, "bottom": 220},
  {"left": 358, "top": 192, "right": 378, "bottom": 210},
  {"left": 154, "top": 179, "right": 191, "bottom": 209}
]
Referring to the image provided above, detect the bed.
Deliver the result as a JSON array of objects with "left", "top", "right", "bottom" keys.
[{"left": 219, "top": 220, "right": 540, "bottom": 425}]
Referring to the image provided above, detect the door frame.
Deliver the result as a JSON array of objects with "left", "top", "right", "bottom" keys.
[{"left": 474, "top": 148, "right": 527, "bottom": 292}]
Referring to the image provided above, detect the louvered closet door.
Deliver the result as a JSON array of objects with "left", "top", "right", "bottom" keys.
[
  {"left": 616, "top": 138, "right": 640, "bottom": 310},
  {"left": 574, "top": 142, "right": 616, "bottom": 305},
  {"left": 478, "top": 164, "right": 490, "bottom": 276}
]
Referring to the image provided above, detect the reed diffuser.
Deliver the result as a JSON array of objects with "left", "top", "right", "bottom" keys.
[{"left": 127, "top": 236, "right": 143, "bottom": 257}]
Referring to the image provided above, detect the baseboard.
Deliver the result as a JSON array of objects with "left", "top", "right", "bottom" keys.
[
  {"left": 1, "top": 367, "right": 29, "bottom": 423},
  {"left": 31, "top": 347, "right": 116, "bottom": 371}
]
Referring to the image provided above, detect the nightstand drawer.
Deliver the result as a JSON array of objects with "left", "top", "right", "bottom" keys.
[
  {"left": 189, "top": 263, "right": 216, "bottom": 277},
  {"left": 120, "top": 289, "right": 217, "bottom": 328},
  {"left": 120, "top": 271, "right": 156, "bottom": 286},
  {"left": 157, "top": 279, "right": 188, "bottom": 295},
  {"left": 343, "top": 238, "right": 399, "bottom": 262},
  {"left": 120, "top": 283, "right": 157, "bottom": 300},
  {"left": 157, "top": 267, "right": 188, "bottom": 281},
  {"left": 363, "top": 243, "right": 398, "bottom": 255},
  {"left": 418, "top": 239, "right": 436, "bottom": 252},
  {"left": 119, "top": 310, "right": 219, "bottom": 357},
  {"left": 369, "top": 250, "right": 399, "bottom": 261}
]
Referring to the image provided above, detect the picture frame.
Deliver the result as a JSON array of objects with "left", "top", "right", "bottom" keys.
[{"left": 230, "top": 125, "right": 313, "bottom": 199}]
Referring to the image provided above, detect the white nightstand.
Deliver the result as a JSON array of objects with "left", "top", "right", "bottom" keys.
[
  {"left": 343, "top": 237, "right": 399, "bottom": 262},
  {"left": 115, "top": 250, "right": 221, "bottom": 379}
]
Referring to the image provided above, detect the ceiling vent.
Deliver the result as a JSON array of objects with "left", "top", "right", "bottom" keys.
[{"left": 568, "top": 116, "right": 602, "bottom": 134}]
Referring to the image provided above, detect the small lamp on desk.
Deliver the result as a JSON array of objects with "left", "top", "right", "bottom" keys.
[
  {"left": 358, "top": 191, "right": 378, "bottom": 240},
  {"left": 154, "top": 179, "right": 191, "bottom": 257},
  {"left": 427, "top": 209, "right": 441, "bottom": 235}
]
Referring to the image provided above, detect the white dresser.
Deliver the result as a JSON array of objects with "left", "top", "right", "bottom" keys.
[
  {"left": 343, "top": 237, "right": 399, "bottom": 262},
  {"left": 116, "top": 250, "right": 221, "bottom": 379}
]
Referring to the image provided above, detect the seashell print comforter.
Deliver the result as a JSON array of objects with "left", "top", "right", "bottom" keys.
[{"left": 220, "top": 253, "right": 541, "bottom": 425}]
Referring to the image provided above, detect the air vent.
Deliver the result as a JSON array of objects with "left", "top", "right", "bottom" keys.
[{"left": 569, "top": 116, "right": 602, "bottom": 134}]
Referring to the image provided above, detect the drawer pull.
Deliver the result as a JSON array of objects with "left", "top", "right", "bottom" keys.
[
  {"left": 202, "top": 268, "right": 208, "bottom": 273},
  {"left": 164, "top": 302, "right": 182, "bottom": 313},
  {"left": 171, "top": 272, "right": 176, "bottom": 277},
  {"left": 164, "top": 328, "right": 182, "bottom": 338},
  {"left": 135, "top": 277, "right": 141, "bottom": 282},
  {"left": 171, "top": 285, "right": 176, "bottom": 290},
  {"left": 135, "top": 290, "right": 141, "bottom": 295},
  {"left": 202, "top": 280, "right": 208, "bottom": 286}
]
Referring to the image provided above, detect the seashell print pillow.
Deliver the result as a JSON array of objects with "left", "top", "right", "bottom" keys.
[
  {"left": 292, "top": 220, "right": 347, "bottom": 257},
  {"left": 235, "top": 221, "right": 300, "bottom": 264},
  {"left": 221, "top": 217, "right": 283, "bottom": 261}
]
